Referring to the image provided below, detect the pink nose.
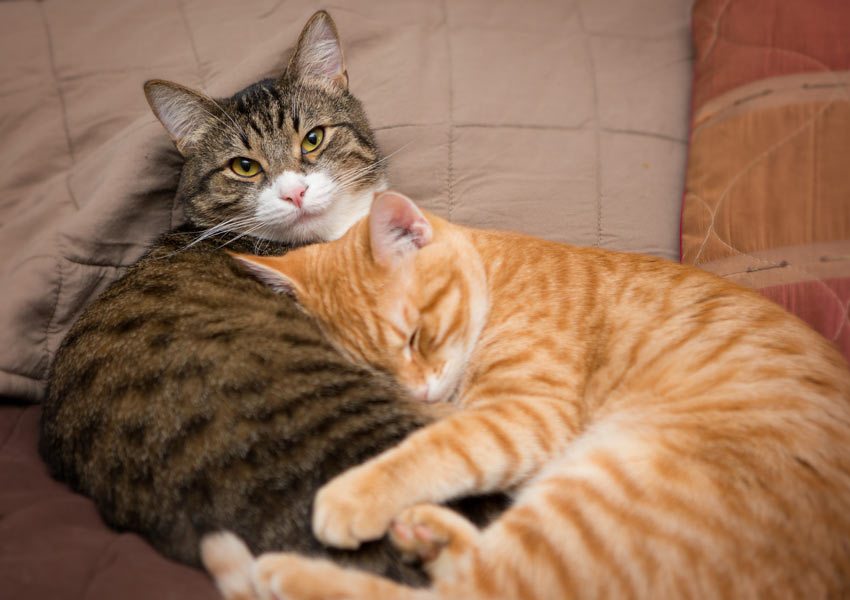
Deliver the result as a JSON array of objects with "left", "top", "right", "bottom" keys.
[
  {"left": 415, "top": 383, "right": 430, "bottom": 403},
  {"left": 281, "top": 185, "right": 306, "bottom": 209}
]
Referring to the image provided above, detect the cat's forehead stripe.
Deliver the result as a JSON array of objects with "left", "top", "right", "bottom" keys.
[{"left": 248, "top": 118, "right": 263, "bottom": 138}]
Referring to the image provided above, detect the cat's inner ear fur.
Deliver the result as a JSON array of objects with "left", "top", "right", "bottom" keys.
[
  {"left": 144, "top": 80, "right": 220, "bottom": 155},
  {"left": 228, "top": 254, "right": 303, "bottom": 299},
  {"left": 369, "top": 191, "right": 433, "bottom": 268},
  {"left": 285, "top": 10, "right": 348, "bottom": 90}
]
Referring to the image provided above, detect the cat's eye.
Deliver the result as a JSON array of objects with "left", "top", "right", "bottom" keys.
[
  {"left": 301, "top": 127, "right": 324, "bottom": 153},
  {"left": 408, "top": 328, "right": 420, "bottom": 351},
  {"left": 230, "top": 157, "right": 262, "bottom": 178}
]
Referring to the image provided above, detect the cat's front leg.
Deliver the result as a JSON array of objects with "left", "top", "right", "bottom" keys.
[
  {"left": 314, "top": 398, "right": 576, "bottom": 549},
  {"left": 200, "top": 532, "right": 261, "bottom": 600},
  {"left": 252, "top": 552, "right": 428, "bottom": 600},
  {"left": 201, "top": 532, "right": 425, "bottom": 600}
]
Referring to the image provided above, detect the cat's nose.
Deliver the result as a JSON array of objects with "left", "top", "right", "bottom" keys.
[
  {"left": 415, "top": 383, "right": 430, "bottom": 403},
  {"left": 281, "top": 185, "right": 307, "bottom": 209}
]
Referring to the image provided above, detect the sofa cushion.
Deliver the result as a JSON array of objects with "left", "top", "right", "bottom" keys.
[{"left": 682, "top": 0, "right": 850, "bottom": 361}]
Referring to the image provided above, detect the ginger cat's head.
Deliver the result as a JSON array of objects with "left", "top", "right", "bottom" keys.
[{"left": 233, "top": 192, "right": 487, "bottom": 403}]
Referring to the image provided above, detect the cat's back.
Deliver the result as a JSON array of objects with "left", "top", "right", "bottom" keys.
[{"left": 457, "top": 223, "right": 850, "bottom": 406}]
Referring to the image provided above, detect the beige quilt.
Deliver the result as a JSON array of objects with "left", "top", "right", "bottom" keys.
[{"left": 0, "top": 0, "right": 693, "bottom": 402}]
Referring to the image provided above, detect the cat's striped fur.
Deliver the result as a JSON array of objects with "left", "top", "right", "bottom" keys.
[{"left": 212, "top": 191, "right": 850, "bottom": 599}]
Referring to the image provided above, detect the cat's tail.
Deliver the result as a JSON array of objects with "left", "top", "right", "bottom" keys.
[{"left": 200, "top": 531, "right": 256, "bottom": 600}]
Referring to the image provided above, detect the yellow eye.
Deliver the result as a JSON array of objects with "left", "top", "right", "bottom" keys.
[
  {"left": 301, "top": 127, "right": 324, "bottom": 153},
  {"left": 230, "top": 157, "right": 262, "bottom": 178}
]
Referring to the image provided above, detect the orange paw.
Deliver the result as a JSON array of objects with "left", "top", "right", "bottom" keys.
[
  {"left": 312, "top": 463, "right": 404, "bottom": 549},
  {"left": 389, "top": 503, "right": 479, "bottom": 578},
  {"left": 253, "top": 552, "right": 415, "bottom": 600}
]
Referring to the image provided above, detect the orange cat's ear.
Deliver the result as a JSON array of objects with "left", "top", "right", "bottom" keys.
[
  {"left": 228, "top": 253, "right": 304, "bottom": 298},
  {"left": 369, "top": 191, "right": 433, "bottom": 268}
]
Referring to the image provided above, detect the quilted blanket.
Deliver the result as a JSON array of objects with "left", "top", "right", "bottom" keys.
[
  {"left": 0, "top": 1, "right": 694, "bottom": 598},
  {"left": 0, "top": 0, "right": 693, "bottom": 402}
]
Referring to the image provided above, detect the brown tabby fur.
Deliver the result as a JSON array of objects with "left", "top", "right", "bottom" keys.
[
  {"left": 209, "top": 191, "right": 850, "bottom": 599},
  {"left": 40, "top": 13, "right": 506, "bottom": 585}
]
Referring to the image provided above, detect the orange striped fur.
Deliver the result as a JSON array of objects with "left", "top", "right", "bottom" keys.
[{"left": 208, "top": 191, "right": 850, "bottom": 599}]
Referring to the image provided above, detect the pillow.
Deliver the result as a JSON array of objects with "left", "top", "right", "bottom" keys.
[{"left": 682, "top": 0, "right": 850, "bottom": 361}]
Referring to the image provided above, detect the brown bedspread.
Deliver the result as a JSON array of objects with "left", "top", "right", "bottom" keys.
[{"left": 1, "top": 405, "right": 216, "bottom": 598}]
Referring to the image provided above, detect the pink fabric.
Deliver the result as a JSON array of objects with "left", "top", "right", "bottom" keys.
[
  {"left": 692, "top": 0, "right": 850, "bottom": 110},
  {"left": 0, "top": 405, "right": 218, "bottom": 599},
  {"left": 759, "top": 278, "right": 850, "bottom": 358}
]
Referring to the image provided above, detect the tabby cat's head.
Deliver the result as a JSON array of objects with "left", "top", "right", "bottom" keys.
[
  {"left": 145, "top": 11, "right": 386, "bottom": 244},
  {"left": 232, "top": 192, "right": 488, "bottom": 404}
]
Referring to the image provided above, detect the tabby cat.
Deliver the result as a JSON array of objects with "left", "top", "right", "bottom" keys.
[
  {"left": 40, "top": 13, "right": 504, "bottom": 585},
  {"left": 206, "top": 191, "right": 850, "bottom": 599}
]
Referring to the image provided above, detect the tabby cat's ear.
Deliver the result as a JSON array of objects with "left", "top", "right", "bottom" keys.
[
  {"left": 228, "top": 254, "right": 304, "bottom": 298},
  {"left": 285, "top": 10, "right": 348, "bottom": 90},
  {"left": 369, "top": 191, "right": 433, "bottom": 268},
  {"left": 144, "top": 80, "right": 219, "bottom": 155}
]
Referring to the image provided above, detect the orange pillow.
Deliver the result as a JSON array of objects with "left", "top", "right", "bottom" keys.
[{"left": 682, "top": 0, "right": 850, "bottom": 361}]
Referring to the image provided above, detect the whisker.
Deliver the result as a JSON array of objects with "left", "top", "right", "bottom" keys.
[
  {"left": 189, "top": 103, "right": 243, "bottom": 141},
  {"left": 330, "top": 139, "right": 417, "bottom": 190},
  {"left": 216, "top": 222, "right": 272, "bottom": 250},
  {"left": 172, "top": 216, "right": 268, "bottom": 254},
  {"left": 207, "top": 95, "right": 249, "bottom": 141}
]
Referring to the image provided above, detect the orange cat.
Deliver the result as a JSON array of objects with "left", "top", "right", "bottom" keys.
[{"left": 204, "top": 191, "right": 850, "bottom": 599}]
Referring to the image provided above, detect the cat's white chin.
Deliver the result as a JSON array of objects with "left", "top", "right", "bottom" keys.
[{"left": 251, "top": 172, "right": 385, "bottom": 244}]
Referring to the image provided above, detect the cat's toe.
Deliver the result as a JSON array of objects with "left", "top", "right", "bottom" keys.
[
  {"left": 390, "top": 519, "right": 444, "bottom": 563},
  {"left": 200, "top": 531, "right": 257, "bottom": 600},
  {"left": 390, "top": 503, "right": 478, "bottom": 565}
]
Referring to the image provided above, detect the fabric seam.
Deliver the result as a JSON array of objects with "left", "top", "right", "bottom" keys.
[
  {"left": 38, "top": 1, "right": 75, "bottom": 164},
  {"left": 442, "top": 0, "right": 454, "bottom": 222}
]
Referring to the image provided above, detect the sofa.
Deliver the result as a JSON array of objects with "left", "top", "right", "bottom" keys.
[{"left": 1, "top": 1, "right": 847, "bottom": 598}]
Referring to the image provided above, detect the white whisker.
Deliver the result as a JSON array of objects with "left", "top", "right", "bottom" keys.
[{"left": 206, "top": 95, "right": 249, "bottom": 141}]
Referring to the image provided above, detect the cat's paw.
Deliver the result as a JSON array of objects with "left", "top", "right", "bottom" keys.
[
  {"left": 312, "top": 464, "right": 403, "bottom": 549},
  {"left": 389, "top": 503, "right": 479, "bottom": 580},
  {"left": 200, "top": 531, "right": 258, "bottom": 600},
  {"left": 254, "top": 552, "right": 331, "bottom": 600},
  {"left": 254, "top": 552, "right": 411, "bottom": 599}
]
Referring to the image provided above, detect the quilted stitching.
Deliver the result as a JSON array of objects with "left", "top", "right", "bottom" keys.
[{"left": 0, "top": 0, "right": 695, "bottom": 402}]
